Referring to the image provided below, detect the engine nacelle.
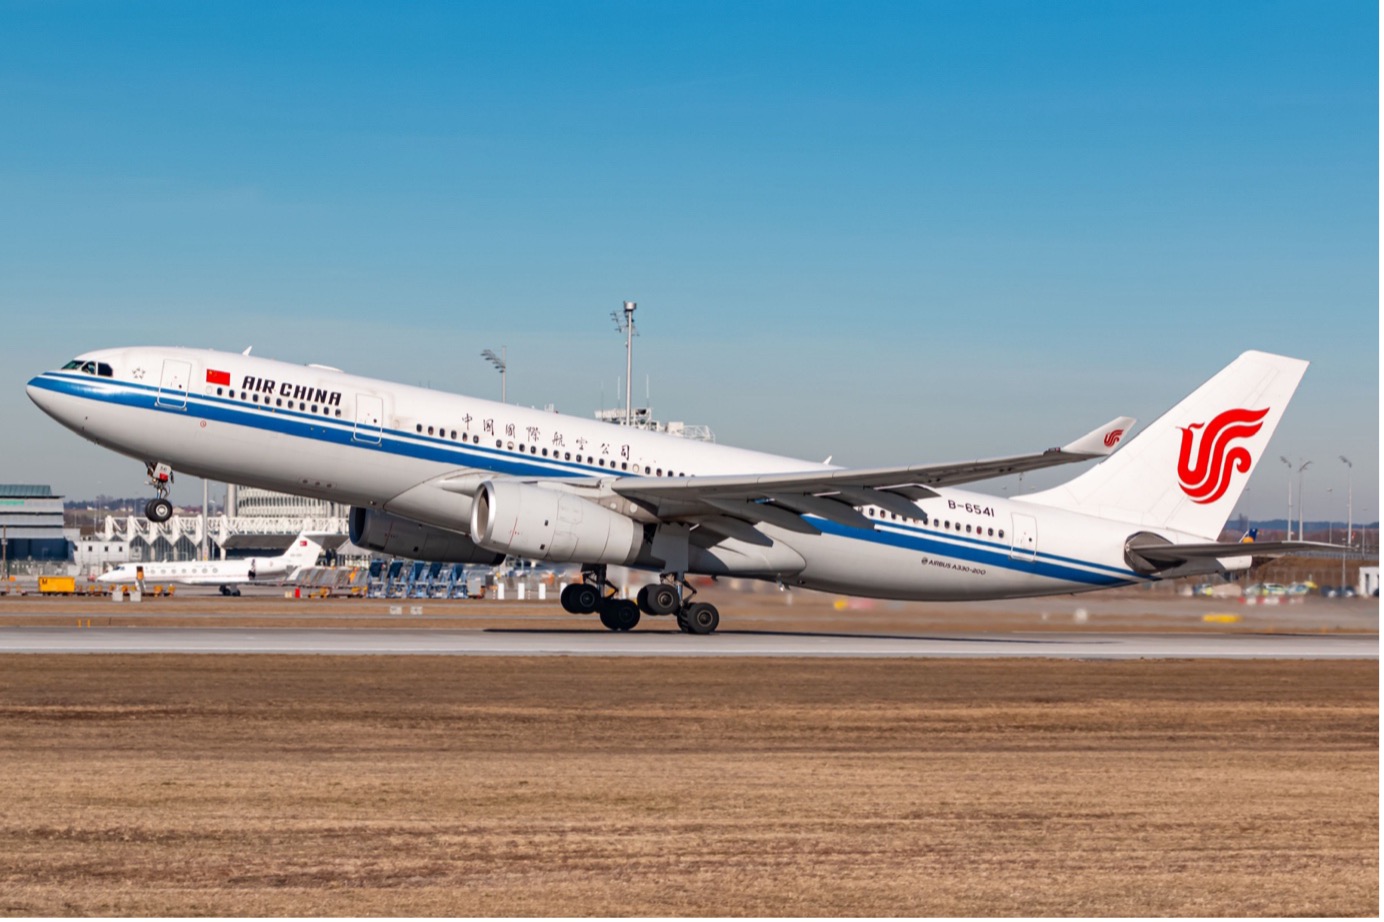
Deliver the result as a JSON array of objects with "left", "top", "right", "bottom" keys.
[
  {"left": 470, "top": 480, "right": 643, "bottom": 564},
  {"left": 349, "top": 507, "right": 503, "bottom": 564}
]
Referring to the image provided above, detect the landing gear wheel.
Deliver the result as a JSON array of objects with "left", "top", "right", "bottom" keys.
[
  {"left": 562, "top": 582, "right": 601, "bottom": 614},
  {"left": 598, "top": 599, "right": 640, "bottom": 632},
  {"left": 145, "top": 497, "right": 173, "bottom": 523},
  {"left": 681, "top": 602, "right": 719, "bottom": 635},
  {"left": 637, "top": 584, "right": 680, "bottom": 615}
]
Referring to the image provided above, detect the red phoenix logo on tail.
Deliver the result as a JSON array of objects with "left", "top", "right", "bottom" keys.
[
  {"left": 1103, "top": 428, "right": 1125, "bottom": 448},
  {"left": 1176, "top": 407, "right": 1269, "bottom": 505}
]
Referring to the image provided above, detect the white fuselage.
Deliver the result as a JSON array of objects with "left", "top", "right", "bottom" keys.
[
  {"left": 30, "top": 346, "right": 1163, "bottom": 600},
  {"left": 98, "top": 554, "right": 297, "bottom": 587}
]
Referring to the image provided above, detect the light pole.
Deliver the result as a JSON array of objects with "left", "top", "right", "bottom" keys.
[
  {"left": 611, "top": 301, "right": 637, "bottom": 426},
  {"left": 1279, "top": 456, "right": 1293, "bottom": 540},
  {"left": 1296, "top": 459, "right": 1311, "bottom": 542},
  {"left": 1339, "top": 455, "right": 1353, "bottom": 547},
  {"left": 481, "top": 347, "right": 507, "bottom": 403}
]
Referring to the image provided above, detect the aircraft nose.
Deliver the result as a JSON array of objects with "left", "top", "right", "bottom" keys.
[
  {"left": 26, "top": 376, "right": 54, "bottom": 412},
  {"left": 26, "top": 374, "right": 78, "bottom": 428}
]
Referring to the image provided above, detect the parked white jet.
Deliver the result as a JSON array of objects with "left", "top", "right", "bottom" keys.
[
  {"left": 30, "top": 348, "right": 1326, "bottom": 632},
  {"left": 97, "top": 532, "right": 324, "bottom": 596}
]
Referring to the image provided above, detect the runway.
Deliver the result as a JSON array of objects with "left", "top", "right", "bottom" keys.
[{"left": 0, "top": 626, "right": 1373, "bottom": 658}]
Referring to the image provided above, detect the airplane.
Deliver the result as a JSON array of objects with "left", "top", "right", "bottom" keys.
[
  {"left": 97, "top": 532, "right": 325, "bottom": 596},
  {"left": 28, "top": 347, "right": 1332, "bottom": 633}
]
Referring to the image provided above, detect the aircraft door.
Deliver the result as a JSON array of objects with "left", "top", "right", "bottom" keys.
[
  {"left": 1009, "top": 513, "right": 1038, "bottom": 561},
  {"left": 353, "top": 394, "right": 384, "bottom": 444},
  {"left": 156, "top": 360, "right": 192, "bottom": 409}
]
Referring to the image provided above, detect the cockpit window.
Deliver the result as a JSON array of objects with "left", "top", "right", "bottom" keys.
[{"left": 61, "top": 359, "right": 111, "bottom": 377}]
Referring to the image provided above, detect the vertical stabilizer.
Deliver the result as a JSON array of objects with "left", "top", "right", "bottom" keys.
[
  {"left": 1025, "top": 351, "right": 1308, "bottom": 539},
  {"left": 281, "top": 533, "right": 325, "bottom": 567}
]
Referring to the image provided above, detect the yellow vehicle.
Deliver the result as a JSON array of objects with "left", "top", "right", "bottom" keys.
[{"left": 38, "top": 576, "right": 76, "bottom": 595}]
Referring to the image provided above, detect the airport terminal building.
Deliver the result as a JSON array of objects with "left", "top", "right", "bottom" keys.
[{"left": 0, "top": 484, "right": 71, "bottom": 562}]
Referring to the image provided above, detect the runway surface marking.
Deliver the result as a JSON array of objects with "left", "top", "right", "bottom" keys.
[{"left": 0, "top": 627, "right": 1374, "bottom": 658}]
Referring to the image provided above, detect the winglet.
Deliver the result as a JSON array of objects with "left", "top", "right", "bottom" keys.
[{"left": 1060, "top": 417, "right": 1137, "bottom": 457}]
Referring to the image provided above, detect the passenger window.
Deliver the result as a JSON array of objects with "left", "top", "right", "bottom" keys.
[
  {"left": 416, "top": 425, "right": 422, "bottom": 433},
  {"left": 564, "top": 452, "right": 571, "bottom": 461}
]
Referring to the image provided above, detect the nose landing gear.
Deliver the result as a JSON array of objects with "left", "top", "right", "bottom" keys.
[{"left": 143, "top": 462, "right": 175, "bottom": 523}]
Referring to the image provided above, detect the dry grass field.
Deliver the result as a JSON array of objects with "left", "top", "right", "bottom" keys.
[{"left": 0, "top": 655, "right": 1375, "bottom": 916}]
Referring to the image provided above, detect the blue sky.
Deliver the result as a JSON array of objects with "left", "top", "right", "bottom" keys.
[{"left": 1, "top": 1, "right": 1377, "bottom": 522}]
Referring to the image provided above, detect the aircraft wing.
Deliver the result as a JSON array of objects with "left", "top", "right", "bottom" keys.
[{"left": 611, "top": 416, "right": 1135, "bottom": 535}]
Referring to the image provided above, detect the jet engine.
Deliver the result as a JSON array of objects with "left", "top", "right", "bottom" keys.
[
  {"left": 348, "top": 508, "right": 503, "bottom": 564},
  {"left": 470, "top": 480, "right": 642, "bottom": 564}
]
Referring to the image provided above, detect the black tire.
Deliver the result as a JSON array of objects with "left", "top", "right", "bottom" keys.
[
  {"left": 146, "top": 497, "right": 173, "bottom": 523},
  {"left": 232, "top": 588, "right": 241, "bottom": 597},
  {"left": 683, "top": 602, "right": 719, "bottom": 635},
  {"left": 636, "top": 585, "right": 654, "bottom": 614},
  {"left": 649, "top": 584, "right": 679, "bottom": 615},
  {"left": 570, "top": 583, "right": 601, "bottom": 614},
  {"left": 560, "top": 583, "right": 586, "bottom": 614},
  {"left": 598, "top": 599, "right": 640, "bottom": 632}
]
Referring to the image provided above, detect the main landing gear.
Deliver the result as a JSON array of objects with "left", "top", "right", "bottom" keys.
[
  {"left": 143, "top": 462, "right": 174, "bottom": 523},
  {"left": 559, "top": 566, "right": 720, "bottom": 635}
]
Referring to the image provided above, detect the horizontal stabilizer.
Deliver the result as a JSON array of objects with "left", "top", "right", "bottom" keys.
[{"left": 1133, "top": 539, "right": 1344, "bottom": 563}]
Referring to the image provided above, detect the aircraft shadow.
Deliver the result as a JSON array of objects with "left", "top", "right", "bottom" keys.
[{"left": 483, "top": 627, "right": 1109, "bottom": 645}]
